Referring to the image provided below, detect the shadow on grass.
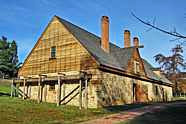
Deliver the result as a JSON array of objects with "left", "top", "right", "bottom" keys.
[
  {"left": 0, "top": 92, "right": 10, "bottom": 96},
  {"left": 103, "top": 103, "right": 150, "bottom": 113},
  {"left": 121, "top": 102, "right": 186, "bottom": 124}
]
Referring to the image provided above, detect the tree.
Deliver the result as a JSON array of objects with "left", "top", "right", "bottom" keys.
[
  {"left": 131, "top": 12, "right": 186, "bottom": 94},
  {"left": 0, "top": 36, "right": 20, "bottom": 78},
  {"left": 154, "top": 44, "right": 186, "bottom": 93},
  {"left": 131, "top": 12, "right": 186, "bottom": 42}
]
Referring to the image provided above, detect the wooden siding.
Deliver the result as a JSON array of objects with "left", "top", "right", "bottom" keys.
[{"left": 18, "top": 17, "right": 98, "bottom": 77}]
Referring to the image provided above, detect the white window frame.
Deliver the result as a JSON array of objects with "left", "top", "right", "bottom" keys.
[{"left": 134, "top": 61, "right": 140, "bottom": 74}]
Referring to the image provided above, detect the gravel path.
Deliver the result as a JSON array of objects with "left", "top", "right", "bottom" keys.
[{"left": 80, "top": 101, "right": 186, "bottom": 124}]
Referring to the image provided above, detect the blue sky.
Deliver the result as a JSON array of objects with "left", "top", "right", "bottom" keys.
[{"left": 0, "top": 0, "right": 186, "bottom": 67}]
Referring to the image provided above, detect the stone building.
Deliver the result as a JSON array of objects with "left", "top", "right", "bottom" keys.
[{"left": 16, "top": 16, "right": 173, "bottom": 108}]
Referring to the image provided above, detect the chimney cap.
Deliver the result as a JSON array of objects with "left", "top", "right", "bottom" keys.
[
  {"left": 101, "top": 16, "right": 109, "bottom": 22},
  {"left": 133, "top": 37, "right": 139, "bottom": 40},
  {"left": 124, "top": 30, "right": 130, "bottom": 33},
  {"left": 102, "top": 16, "right": 109, "bottom": 19}
]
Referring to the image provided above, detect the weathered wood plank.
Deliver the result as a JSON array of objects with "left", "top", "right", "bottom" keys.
[
  {"left": 23, "top": 79, "right": 26, "bottom": 99},
  {"left": 37, "top": 77, "right": 41, "bottom": 103},
  {"left": 57, "top": 76, "right": 61, "bottom": 106},
  {"left": 85, "top": 79, "right": 88, "bottom": 109},
  {"left": 18, "top": 18, "right": 98, "bottom": 77},
  {"left": 79, "top": 79, "right": 82, "bottom": 109}
]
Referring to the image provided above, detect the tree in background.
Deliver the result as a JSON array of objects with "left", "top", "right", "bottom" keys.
[
  {"left": 0, "top": 36, "right": 20, "bottom": 78},
  {"left": 132, "top": 12, "right": 186, "bottom": 94},
  {"left": 154, "top": 44, "right": 186, "bottom": 94}
]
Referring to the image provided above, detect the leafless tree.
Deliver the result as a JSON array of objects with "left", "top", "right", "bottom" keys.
[
  {"left": 131, "top": 12, "right": 186, "bottom": 44},
  {"left": 132, "top": 12, "right": 186, "bottom": 94}
]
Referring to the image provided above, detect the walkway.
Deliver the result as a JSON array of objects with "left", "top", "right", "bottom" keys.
[{"left": 81, "top": 101, "right": 186, "bottom": 124}]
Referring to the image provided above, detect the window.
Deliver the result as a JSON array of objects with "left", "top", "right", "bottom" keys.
[
  {"left": 51, "top": 46, "right": 56, "bottom": 58},
  {"left": 49, "top": 83, "right": 55, "bottom": 91},
  {"left": 134, "top": 61, "right": 140, "bottom": 73}
]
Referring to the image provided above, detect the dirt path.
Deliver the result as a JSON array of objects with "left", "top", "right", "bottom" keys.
[{"left": 81, "top": 101, "right": 186, "bottom": 124}]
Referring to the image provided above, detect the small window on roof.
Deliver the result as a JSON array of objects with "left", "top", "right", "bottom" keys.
[{"left": 134, "top": 61, "right": 140, "bottom": 73}]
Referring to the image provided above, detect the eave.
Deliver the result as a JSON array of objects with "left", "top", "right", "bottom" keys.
[{"left": 99, "top": 64, "right": 173, "bottom": 87}]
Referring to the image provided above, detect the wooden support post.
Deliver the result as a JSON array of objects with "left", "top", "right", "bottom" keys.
[
  {"left": 11, "top": 79, "right": 14, "bottom": 97},
  {"left": 37, "top": 77, "right": 41, "bottom": 103},
  {"left": 43, "top": 84, "right": 47, "bottom": 102},
  {"left": 79, "top": 79, "right": 82, "bottom": 109},
  {"left": 57, "top": 76, "right": 61, "bottom": 106},
  {"left": 28, "top": 84, "right": 31, "bottom": 98},
  {"left": 62, "top": 81, "right": 65, "bottom": 104},
  {"left": 23, "top": 78, "right": 26, "bottom": 99},
  {"left": 85, "top": 79, "right": 88, "bottom": 109}
]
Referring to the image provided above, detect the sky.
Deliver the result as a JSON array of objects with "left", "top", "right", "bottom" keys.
[{"left": 0, "top": 0, "right": 186, "bottom": 67}]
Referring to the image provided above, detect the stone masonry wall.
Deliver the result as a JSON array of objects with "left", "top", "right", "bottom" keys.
[
  {"left": 19, "top": 70, "right": 172, "bottom": 108},
  {"left": 95, "top": 71, "right": 173, "bottom": 107}
]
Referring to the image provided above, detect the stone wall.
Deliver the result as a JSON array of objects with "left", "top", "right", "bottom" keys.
[
  {"left": 19, "top": 70, "right": 172, "bottom": 108},
  {"left": 19, "top": 80, "right": 98, "bottom": 108},
  {"left": 95, "top": 71, "right": 173, "bottom": 107}
]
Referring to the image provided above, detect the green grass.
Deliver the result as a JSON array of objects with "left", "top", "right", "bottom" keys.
[
  {"left": 0, "top": 97, "right": 150, "bottom": 124},
  {"left": 0, "top": 82, "right": 150, "bottom": 124},
  {"left": 0, "top": 97, "right": 110, "bottom": 124},
  {"left": 0, "top": 79, "right": 11, "bottom": 94},
  {"left": 120, "top": 102, "right": 186, "bottom": 124},
  {"left": 0, "top": 85, "right": 11, "bottom": 93}
]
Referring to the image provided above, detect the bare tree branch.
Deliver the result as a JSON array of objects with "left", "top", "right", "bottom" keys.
[
  {"left": 170, "top": 37, "right": 182, "bottom": 42},
  {"left": 131, "top": 12, "right": 186, "bottom": 39}
]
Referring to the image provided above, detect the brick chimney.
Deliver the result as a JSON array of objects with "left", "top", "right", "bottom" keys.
[
  {"left": 124, "top": 30, "right": 131, "bottom": 48},
  {"left": 101, "top": 16, "right": 109, "bottom": 53},
  {"left": 133, "top": 37, "right": 139, "bottom": 47}
]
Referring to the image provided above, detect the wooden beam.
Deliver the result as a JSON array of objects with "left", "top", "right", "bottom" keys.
[
  {"left": 11, "top": 79, "right": 14, "bottom": 97},
  {"left": 85, "top": 79, "right": 88, "bottom": 109},
  {"left": 37, "top": 77, "right": 41, "bottom": 103},
  {"left": 79, "top": 79, "right": 82, "bottom": 109},
  {"left": 23, "top": 78, "right": 26, "bottom": 100},
  {"left": 57, "top": 76, "right": 61, "bottom": 106},
  {"left": 28, "top": 84, "right": 31, "bottom": 98},
  {"left": 43, "top": 84, "right": 47, "bottom": 102}
]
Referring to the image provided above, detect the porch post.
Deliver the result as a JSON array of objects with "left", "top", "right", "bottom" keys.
[
  {"left": 79, "top": 79, "right": 82, "bottom": 109},
  {"left": 28, "top": 82, "right": 31, "bottom": 98},
  {"left": 85, "top": 78, "right": 88, "bottom": 109},
  {"left": 11, "top": 79, "right": 14, "bottom": 97},
  {"left": 23, "top": 78, "right": 26, "bottom": 99},
  {"left": 37, "top": 77, "right": 41, "bottom": 103},
  {"left": 57, "top": 76, "right": 61, "bottom": 106},
  {"left": 43, "top": 83, "right": 47, "bottom": 102}
]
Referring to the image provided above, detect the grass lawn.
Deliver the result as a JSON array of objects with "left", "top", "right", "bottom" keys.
[
  {"left": 0, "top": 79, "right": 11, "bottom": 94},
  {"left": 0, "top": 82, "right": 149, "bottom": 124},
  {"left": 120, "top": 102, "right": 186, "bottom": 124},
  {"left": 0, "top": 85, "right": 11, "bottom": 93},
  {"left": 0, "top": 97, "right": 150, "bottom": 124},
  {"left": 0, "top": 97, "right": 109, "bottom": 124}
]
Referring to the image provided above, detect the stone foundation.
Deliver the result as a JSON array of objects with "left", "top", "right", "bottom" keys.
[{"left": 19, "top": 71, "right": 172, "bottom": 108}]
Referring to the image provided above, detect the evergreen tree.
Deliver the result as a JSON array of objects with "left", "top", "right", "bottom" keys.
[
  {"left": 154, "top": 44, "right": 186, "bottom": 93},
  {"left": 0, "top": 36, "right": 20, "bottom": 78}
]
